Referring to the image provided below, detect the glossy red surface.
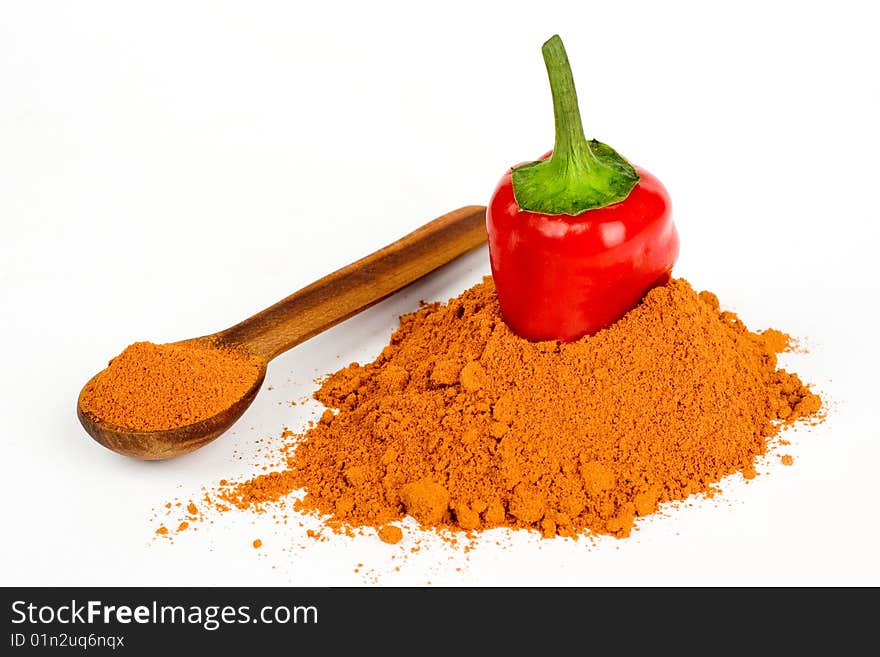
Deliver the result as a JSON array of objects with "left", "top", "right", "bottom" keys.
[{"left": 487, "top": 163, "right": 679, "bottom": 342}]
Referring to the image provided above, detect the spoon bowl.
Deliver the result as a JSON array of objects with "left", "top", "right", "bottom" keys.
[
  {"left": 77, "top": 206, "right": 487, "bottom": 460},
  {"left": 77, "top": 352, "right": 267, "bottom": 460}
]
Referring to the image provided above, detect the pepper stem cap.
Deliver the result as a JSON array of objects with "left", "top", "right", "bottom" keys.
[{"left": 512, "top": 35, "right": 639, "bottom": 216}]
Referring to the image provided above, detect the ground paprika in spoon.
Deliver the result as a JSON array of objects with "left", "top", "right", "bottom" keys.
[{"left": 487, "top": 35, "right": 679, "bottom": 342}]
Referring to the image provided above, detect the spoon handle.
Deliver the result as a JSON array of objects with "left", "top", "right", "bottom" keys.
[{"left": 216, "top": 206, "right": 487, "bottom": 361}]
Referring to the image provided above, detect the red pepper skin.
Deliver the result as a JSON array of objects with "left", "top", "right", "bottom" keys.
[{"left": 487, "top": 155, "right": 678, "bottom": 342}]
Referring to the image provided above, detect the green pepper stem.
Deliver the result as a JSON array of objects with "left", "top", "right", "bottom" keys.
[
  {"left": 510, "top": 34, "right": 639, "bottom": 215},
  {"left": 542, "top": 35, "right": 592, "bottom": 168}
]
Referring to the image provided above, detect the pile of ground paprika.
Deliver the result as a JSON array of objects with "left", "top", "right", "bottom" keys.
[
  {"left": 80, "top": 341, "right": 262, "bottom": 431},
  {"left": 216, "top": 277, "right": 821, "bottom": 540}
]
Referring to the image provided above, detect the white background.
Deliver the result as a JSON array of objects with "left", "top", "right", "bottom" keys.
[{"left": 2, "top": 1, "right": 878, "bottom": 586}]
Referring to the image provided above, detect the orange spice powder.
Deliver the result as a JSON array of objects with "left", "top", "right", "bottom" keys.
[
  {"left": 217, "top": 277, "right": 821, "bottom": 539},
  {"left": 377, "top": 525, "right": 404, "bottom": 545},
  {"left": 80, "top": 341, "right": 262, "bottom": 431}
]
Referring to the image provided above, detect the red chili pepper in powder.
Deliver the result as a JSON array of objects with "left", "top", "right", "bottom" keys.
[{"left": 487, "top": 35, "right": 679, "bottom": 342}]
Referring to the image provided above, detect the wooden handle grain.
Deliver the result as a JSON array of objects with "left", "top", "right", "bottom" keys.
[{"left": 216, "top": 205, "right": 487, "bottom": 360}]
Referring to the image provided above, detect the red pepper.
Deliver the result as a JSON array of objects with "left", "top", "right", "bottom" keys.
[{"left": 487, "top": 36, "right": 679, "bottom": 342}]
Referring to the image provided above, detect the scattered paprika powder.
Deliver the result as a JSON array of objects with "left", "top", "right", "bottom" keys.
[
  {"left": 377, "top": 525, "right": 404, "bottom": 545},
  {"left": 218, "top": 277, "right": 821, "bottom": 539},
  {"left": 80, "top": 341, "right": 262, "bottom": 431}
]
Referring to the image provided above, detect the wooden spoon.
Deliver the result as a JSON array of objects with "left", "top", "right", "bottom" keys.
[{"left": 78, "top": 206, "right": 487, "bottom": 460}]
